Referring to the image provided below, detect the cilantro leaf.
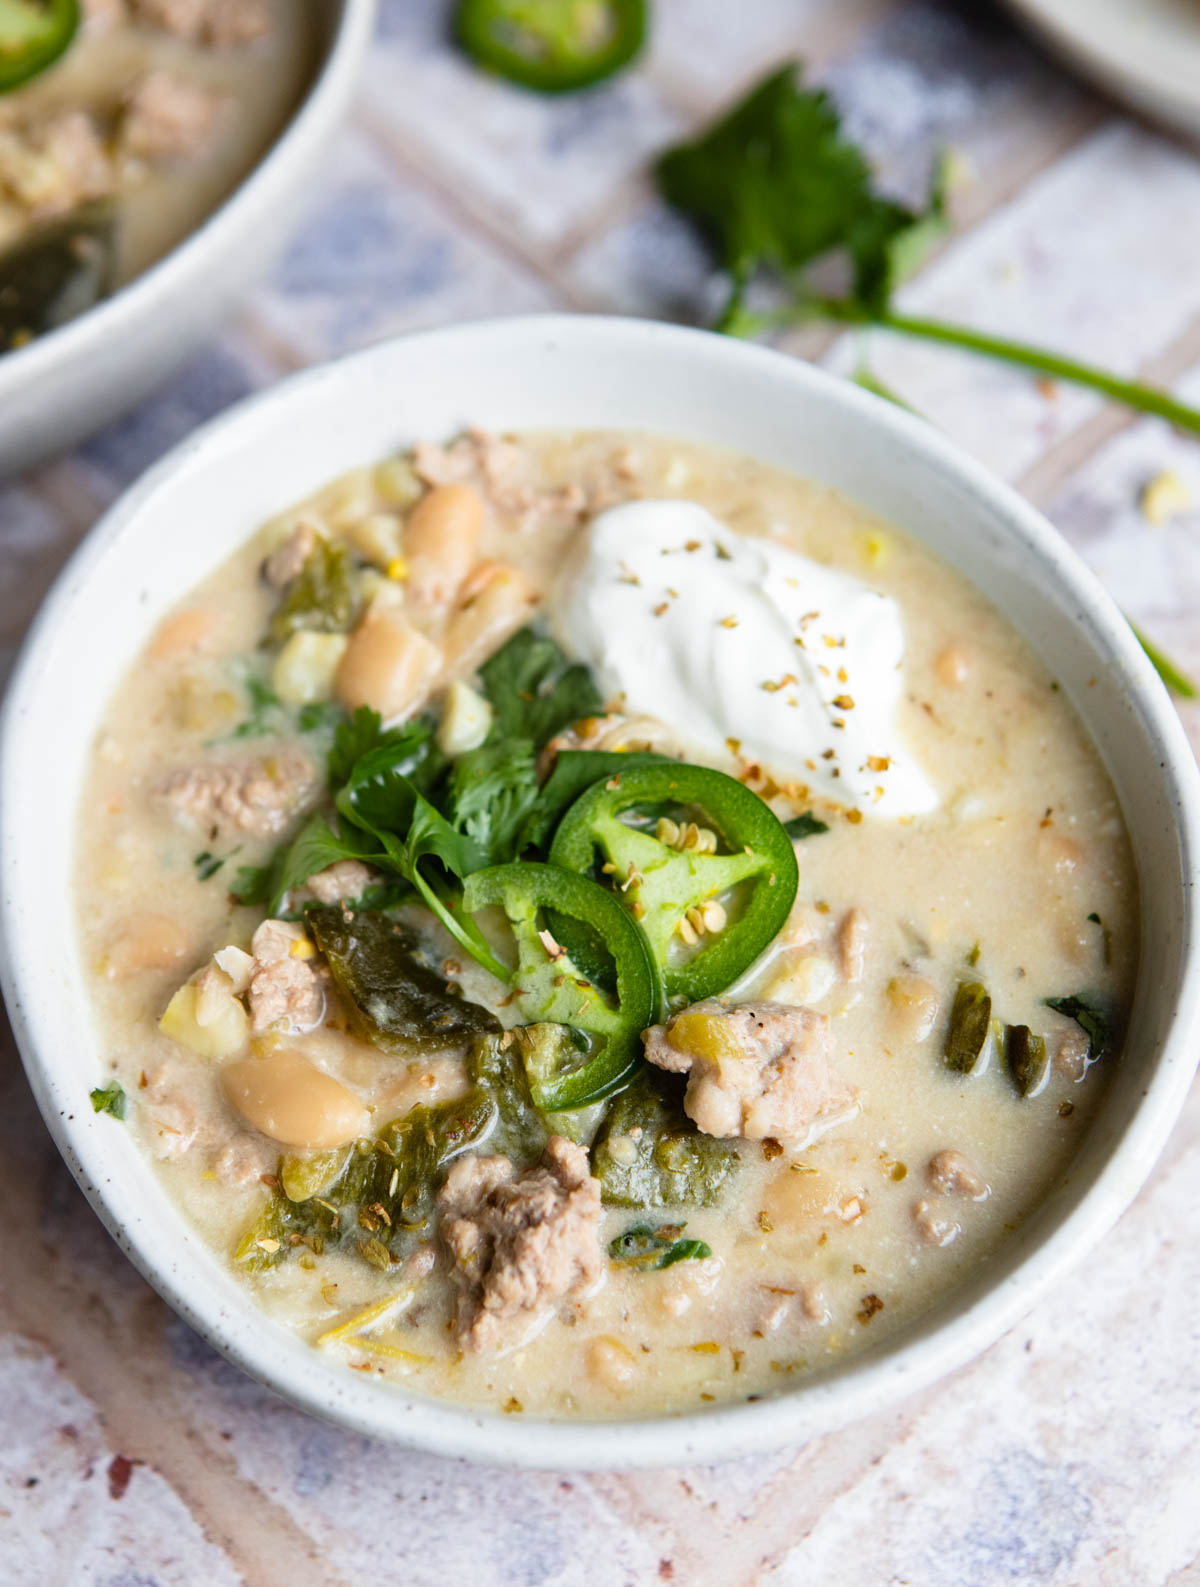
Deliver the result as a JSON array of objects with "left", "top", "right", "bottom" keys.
[
  {"left": 90, "top": 1082, "right": 126, "bottom": 1120},
  {"left": 334, "top": 743, "right": 507, "bottom": 980},
  {"left": 194, "top": 850, "right": 223, "bottom": 881},
  {"left": 328, "top": 706, "right": 441, "bottom": 789},
  {"left": 478, "top": 628, "right": 601, "bottom": 748},
  {"left": 1044, "top": 994, "right": 1114, "bottom": 1064},
  {"left": 783, "top": 811, "right": 830, "bottom": 840},
  {"left": 229, "top": 669, "right": 286, "bottom": 741},
  {"left": 448, "top": 737, "right": 541, "bottom": 865},
  {"left": 518, "top": 748, "right": 670, "bottom": 854},
  {"left": 656, "top": 63, "right": 945, "bottom": 326},
  {"left": 297, "top": 700, "right": 345, "bottom": 734}
]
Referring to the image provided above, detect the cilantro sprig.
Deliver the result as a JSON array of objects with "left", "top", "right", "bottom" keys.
[
  {"left": 231, "top": 629, "right": 604, "bottom": 980},
  {"left": 658, "top": 63, "right": 1199, "bottom": 697}
]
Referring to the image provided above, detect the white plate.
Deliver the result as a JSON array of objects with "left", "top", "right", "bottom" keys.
[{"left": 1007, "top": 0, "right": 1200, "bottom": 139}]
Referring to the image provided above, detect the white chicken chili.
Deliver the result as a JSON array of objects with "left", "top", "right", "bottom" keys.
[{"left": 75, "top": 428, "right": 1137, "bottom": 1418}]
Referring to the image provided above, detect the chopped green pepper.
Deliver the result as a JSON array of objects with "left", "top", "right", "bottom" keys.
[
  {"left": 239, "top": 1090, "right": 496, "bottom": 1272},
  {"left": 469, "top": 1028, "right": 548, "bottom": 1161},
  {"left": 592, "top": 1066, "right": 738, "bottom": 1208},
  {"left": 0, "top": 0, "right": 78, "bottom": 92},
  {"left": 1004, "top": 1023, "right": 1049, "bottom": 1098},
  {"left": 462, "top": 861, "right": 659, "bottom": 1110},
  {"left": 307, "top": 904, "right": 500, "bottom": 1052},
  {"left": 943, "top": 981, "right": 993, "bottom": 1074},
  {"left": 268, "top": 535, "right": 360, "bottom": 647},
  {"left": 0, "top": 202, "right": 113, "bottom": 352},
  {"left": 548, "top": 762, "right": 799, "bottom": 1003},
  {"left": 454, "top": 0, "right": 645, "bottom": 94}
]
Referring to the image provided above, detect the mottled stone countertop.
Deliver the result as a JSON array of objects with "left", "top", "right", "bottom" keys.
[{"left": 4, "top": 3, "right": 1200, "bottom": 1584}]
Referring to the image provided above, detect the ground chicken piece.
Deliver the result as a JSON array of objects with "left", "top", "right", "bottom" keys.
[
  {"left": 121, "top": 71, "right": 223, "bottom": 162},
  {"left": 247, "top": 919, "right": 324, "bottom": 1034},
  {"left": 913, "top": 1198, "right": 959, "bottom": 1248},
  {"left": 438, "top": 1137, "right": 604, "bottom": 1352},
  {"left": 642, "top": 999, "right": 857, "bottom": 1142},
  {"left": 305, "top": 859, "right": 375, "bottom": 904},
  {"left": 131, "top": 0, "right": 269, "bottom": 45},
  {"left": 143, "top": 1093, "right": 199, "bottom": 1159},
  {"left": 800, "top": 1279, "right": 830, "bottom": 1324},
  {"left": 414, "top": 429, "right": 588, "bottom": 530},
  {"left": 0, "top": 111, "right": 112, "bottom": 219},
  {"left": 927, "top": 1148, "right": 989, "bottom": 1200},
  {"left": 753, "top": 1290, "right": 793, "bottom": 1335},
  {"left": 156, "top": 747, "right": 316, "bottom": 839},
  {"left": 262, "top": 521, "right": 317, "bottom": 589},
  {"left": 1054, "top": 1026, "right": 1091, "bottom": 1082},
  {"left": 212, "top": 1132, "right": 275, "bottom": 1186}
]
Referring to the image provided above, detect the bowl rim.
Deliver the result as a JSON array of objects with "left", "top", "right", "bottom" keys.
[
  {"left": 0, "top": 0, "right": 376, "bottom": 396},
  {"left": 3, "top": 313, "right": 1199, "bottom": 1469}
]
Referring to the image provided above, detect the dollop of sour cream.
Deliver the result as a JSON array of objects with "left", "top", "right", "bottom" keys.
[{"left": 553, "top": 501, "right": 938, "bottom": 819}]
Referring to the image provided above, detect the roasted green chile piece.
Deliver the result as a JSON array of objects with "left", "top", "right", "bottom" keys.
[
  {"left": 307, "top": 904, "right": 500, "bottom": 1051},
  {"left": 463, "top": 861, "right": 661, "bottom": 1109},
  {"left": 1005, "top": 1024, "right": 1049, "bottom": 1098},
  {"left": 592, "top": 1067, "right": 738, "bottom": 1209},
  {"left": 471, "top": 1025, "right": 609, "bottom": 1149},
  {"left": 268, "top": 535, "right": 360, "bottom": 646},
  {"left": 468, "top": 1029, "right": 548, "bottom": 1162},
  {"left": 238, "top": 1090, "right": 496, "bottom": 1272},
  {"left": 0, "top": 203, "right": 114, "bottom": 352},
  {"left": 608, "top": 1223, "right": 712, "bottom": 1270},
  {"left": 943, "top": 982, "right": 993, "bottom": 1074},
  {"left": 454, "top": 0, "right": 646, "bottom": 94},
  {"left": 0, "top": 0, "right": 79, "bottom": 92},
  {"left": 548, "top": 762, "right": 799, "bottom": 1003}
]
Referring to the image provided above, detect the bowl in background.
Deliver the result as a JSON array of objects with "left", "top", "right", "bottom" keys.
[{"left": 0, "top": 0, "right": 376, "bottom": 478}]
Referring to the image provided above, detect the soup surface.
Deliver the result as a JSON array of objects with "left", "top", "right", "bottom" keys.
[
  {"left": 75, "top": 430, "right": 1138, "bottom": 1419},
  {"left": 0, "top": 0, "right": 318, "bottom": 352}
]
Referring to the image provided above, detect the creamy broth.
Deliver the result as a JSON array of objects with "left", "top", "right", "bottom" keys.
[
  {"left": 74, "top": 431, "right": 1138, "bottom": 1418},
  {"left": 0, "top": 0, "right": 319, "bottom": 348}
]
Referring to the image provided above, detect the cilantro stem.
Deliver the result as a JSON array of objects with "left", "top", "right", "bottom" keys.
[
  {"left": 852, "top": 361, "right": 920, "bottom": 415},
  {"left": 1127, "top": 621, "right": 1198, "bottom": 701},
  {"left": 822, "top": 302, "right": 1200, "bottom": 436},
  {"left": 411, "top": 867, "right": 512, "bottom": 984}
]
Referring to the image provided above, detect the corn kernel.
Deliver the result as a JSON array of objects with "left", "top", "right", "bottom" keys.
[{"left": 1141, "top": 470, "right": 1193, "bottom": 527}]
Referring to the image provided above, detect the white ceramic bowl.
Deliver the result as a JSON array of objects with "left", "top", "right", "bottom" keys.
[
  {"left": 1006, "top": 0, "right": 1200, "bottom": 142},
  {"left": 0, "top": 0, "right": 376, "bottom": 478},
  {"left": 3, "top": 315, "right": 1198, "bottom": 1468}
]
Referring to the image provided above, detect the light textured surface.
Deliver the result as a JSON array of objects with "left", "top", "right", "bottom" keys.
[{"left": 3, "top": 2, "right": 1200, "bottom": 1582}]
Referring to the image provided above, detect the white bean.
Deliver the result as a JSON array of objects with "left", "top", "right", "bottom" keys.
[
  {"left": 221, "top": 1051, "right": 368, "bottom": 1149},
  {"left": 404, "top": 483, "right": 485, "bottom": 608},
  {"left": 442, "top": 562, "right": 540, "bottom": 679},
  {"left": 335, "top": 604, "right": 442, "bottom": 720}
]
